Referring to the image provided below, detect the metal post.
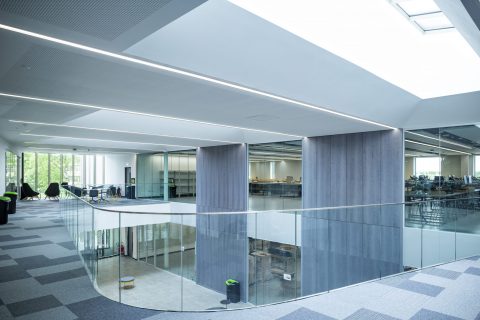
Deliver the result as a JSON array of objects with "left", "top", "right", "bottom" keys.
[{"left": 163, "top": 152, "right": 169, "bottom": 201}]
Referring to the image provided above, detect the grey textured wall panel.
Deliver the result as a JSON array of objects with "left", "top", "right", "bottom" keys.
[
  {"left": 301, "top": 129, "right": 404, "bottom": 296},
  {"left": 196, "top": 144, "right": 248, "bottom": 301}
]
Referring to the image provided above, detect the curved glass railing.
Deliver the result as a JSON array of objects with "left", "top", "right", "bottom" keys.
[{"left": 59, "top": 189, "right": 480, "bottom": 311}]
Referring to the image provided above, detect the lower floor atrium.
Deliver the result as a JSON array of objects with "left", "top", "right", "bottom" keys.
[{"left": 0, "top": 200, "right": 479, "bottom": 320}]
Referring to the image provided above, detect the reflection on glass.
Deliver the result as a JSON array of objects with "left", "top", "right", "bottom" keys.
[{"left": 249, "top": 141, "right": 302, "bottom": 211}]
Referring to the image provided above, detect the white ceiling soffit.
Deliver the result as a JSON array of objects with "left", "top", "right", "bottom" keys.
[
  {"left": 405, "top": 91, "right": 480, "bottom": 130},
  {"left": 0, "top": 24, "right": 397, "bottom": 154},
  {"left": 223, "top": 0, "right": 480, "bottom": 99},
  {"left": 125, "top": 0, "right": 420, "bottom": 128},
  {"left": 435, "top": 0, "right": 480, "bottom": 58}
]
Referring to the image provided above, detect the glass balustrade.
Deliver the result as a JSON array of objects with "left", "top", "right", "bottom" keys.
[{"left": 59, "top": 188, "right": 480, "bottom": 311}]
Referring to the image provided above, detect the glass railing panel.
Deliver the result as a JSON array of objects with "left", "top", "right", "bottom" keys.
[
  {"left": 119, "top": 212, "right": 182, "bottom": 311},
  {"left": 248, "top": 210, "right": 299, "bottom": 305},
  {"left": 94, "top": 209, "right": 120, "bottom": 303},
  {"left": 454, "top": 197, "right": 480, "bottom": 260},
  {"left": 420, "top": 200, "right": 456, "bottom": 268},
  {"left": 57, "top": 189, "right": 480, "bottom": 312}
]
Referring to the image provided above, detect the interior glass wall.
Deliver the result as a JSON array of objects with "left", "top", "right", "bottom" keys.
[
  {"left": 136, "top": 153, "right": 165, "bottom": 198},
  {"left": 136, "top": 151, "right": 196, "bottom": 202},
  {"left": 476, "top": 155, "right": 480, "bottom": 177},
  {"left": 247, "top": 141, "right": 302, "bottom": 305},
  {"left": 405, "top": 125, "right": 480, "bottom": 230},
  {"left": 168, "top": 150, "right": 196, "bottom": 203},
  {"left": 5, "top": 150, "right": 18, "bottom": 192},
  {"left": 248, "top": 141, "right": 302, "bottom": 210}
]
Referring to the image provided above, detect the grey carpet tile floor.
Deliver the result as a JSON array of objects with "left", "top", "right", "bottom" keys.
[{"left": 0, "top": 200, "right": 480, "bottom": 319}]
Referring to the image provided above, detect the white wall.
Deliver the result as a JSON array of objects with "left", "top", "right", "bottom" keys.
[
  {"left": 250, "top": 160, "right": 301, "bottom": 181},
  {"left": 104, "top": 154, "right": 136, "bottom": 185}
]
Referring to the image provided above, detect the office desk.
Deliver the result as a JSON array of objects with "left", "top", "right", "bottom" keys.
[{"left": 249, "top": 182, "right": 301, "bottom": 197}]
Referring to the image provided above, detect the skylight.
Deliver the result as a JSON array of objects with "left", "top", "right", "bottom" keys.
[
  {"left": 229, "top": 0, "right": 480, "bottom": 98},
  {"left": 391, "top": 0, "right": 454, "bottom": 32}
]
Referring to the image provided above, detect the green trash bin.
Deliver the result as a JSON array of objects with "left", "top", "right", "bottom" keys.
[
  {"left": 0, "top": 196, "right": 11, "bottom": 225},
  {"left": 225, "top": 279, "right": 240, "bottom": 303},
  {"left": 3, "top": 192, "right": 17, "bottom": 214}
]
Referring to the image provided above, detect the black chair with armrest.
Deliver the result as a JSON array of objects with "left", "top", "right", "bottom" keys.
[
  {"left": 21, "top": 183, "right": 40, "bottom": 200},
  {"left": 45, "top": 183, "right": 60, "bottom": 200}
]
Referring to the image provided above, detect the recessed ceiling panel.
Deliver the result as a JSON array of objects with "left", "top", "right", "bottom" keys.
[{"left": 0, "top": 0, "right": 172, "bottom": 40}]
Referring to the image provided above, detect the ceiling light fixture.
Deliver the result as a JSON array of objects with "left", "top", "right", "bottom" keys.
[
  {"left": 0, "top": 23, "right": 396, "bottom": 131},
  {"left": 24, "top": 146, "right": 137, "bottom": 154},
  {"left": 405, "top": 139, "right": 471, "bottom": 155},
  {"left": 1, "top": 92, "right": 301, "bottom": 139},
  {"left": 406, "top": 131, "right": 473, "bottom": 149},
  {"left": 20, "top": 133, "right": 195, "bottom": 149},
  {"left": 9, "top": 119, "right": 241, "bottom": 144}
]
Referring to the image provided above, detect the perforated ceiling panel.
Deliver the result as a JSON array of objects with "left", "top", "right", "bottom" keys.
[{"left": 0, "top": 0, "right": 173, "bottom": 40}]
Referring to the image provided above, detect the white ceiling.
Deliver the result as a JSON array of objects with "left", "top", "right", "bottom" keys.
[
  {"left": 0, "top": 0, "right": 479, "bottom": 154},
  {"left": 227, "top": 0, "right": 480, "bottom": 99}
]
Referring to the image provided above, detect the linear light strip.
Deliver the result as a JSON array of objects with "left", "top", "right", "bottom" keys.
[
  {"left": 9, "top": 119, "right": 241, "bottom": 144},
  {"left": 406, "top": 131, "right": 472, "bottom": 149},
  {"left": 20, "top": 133, "right": 195, "bottom": 149},
  {"left": 405, "top": 139, "right": 472, "bottom": 155},
  {"left": 25, "top": 146, "right": 137, "bottom": 155},
  {"left": 0, "top": 92, "right": 300, "bottom": 139},
  {"left": 0, "top": 23, "right": 396, "bottom": 131}
]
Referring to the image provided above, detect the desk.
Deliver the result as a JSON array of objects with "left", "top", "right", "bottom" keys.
[{"left": 249, "top": 182, "right": 301, "bottom": 197}]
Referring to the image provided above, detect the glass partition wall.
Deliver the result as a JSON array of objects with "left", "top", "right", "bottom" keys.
[
  {"left": 248, "top": 141, "right": 302, "bottom": 211},
  {"left": 136, "top": 150, "right": 196, "bottom": 202},
  {"left": 248, "top": 141, "right": 302, "bottom": 305},
  {"left": 405, "top": 125, "right": 480, "bottom": 231}
]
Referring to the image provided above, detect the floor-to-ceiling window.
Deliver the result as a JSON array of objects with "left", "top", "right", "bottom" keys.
[
  {"left": 73, "top": 155, "right": 83, "bottom": 186},
  {"left": 23, "top": 152, "right": 36, "bottom": 189},
  {"left": 414, "top": 157, "right": 441, "bottom": 178},
  {"left": 22, "top": 152, "right": 114, "bottom": 193},
  {"left": 62, "top": 154, "right": 74, "bottom": 184},
  {"left": 36, "top": 153, "right": 49, "bottom": 193},
  {"left": 5, "top": 151, "right": 18, "bottom": 192}
]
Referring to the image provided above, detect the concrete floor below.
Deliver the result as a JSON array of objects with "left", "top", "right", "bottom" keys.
[{"left": 96, "top": 256, "right": 252, "bottom": 311}]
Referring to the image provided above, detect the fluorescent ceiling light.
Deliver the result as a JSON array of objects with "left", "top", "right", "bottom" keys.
[
  {"left": 9, "top": 119, "right": 241, "bottom": 144},
  {"left": 0, "top": 92, "right": 301, "bottom": 139},
  {"left": 406, "top": 131, "right": 472, "bottom": 149},
  {"left": 405, "top": 139, "right": 471, "bottom": 155},
  {"left": 229, "top": 0, "right": 480, "bottom": 98},
  {"left": 20, "top": 133, "right": 195, "bottom": 149},
  {"left": 0, "top": 23, "right": 395, "bottom": 130}
]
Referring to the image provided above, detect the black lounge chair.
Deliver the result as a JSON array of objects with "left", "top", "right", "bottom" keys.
[
  {"left": 21, "top": 183, "right": 40, "bottom": 200},
  {"left": 45, "top": 183, "right": 60, "bottom": 200}
]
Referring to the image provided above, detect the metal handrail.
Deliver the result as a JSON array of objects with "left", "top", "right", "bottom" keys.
[{"left": 61, "top": 188, "right": 480, "bottom": 216}]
